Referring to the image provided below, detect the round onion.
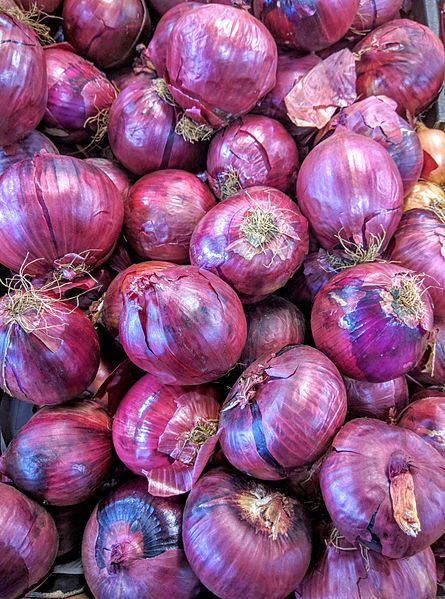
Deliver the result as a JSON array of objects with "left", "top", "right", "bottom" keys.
[
  {"left": 113, "top": 374, "right": 221, "bottom": 496},
  {"left": 311, "top": 262, "right": 434, "bottom": 383},
  {"left": 0, "top": 483, "right": 58, "bottom": 599},
  {"left": 412, "top": 320, "right": 445, "bottom": 386},
  {"left": 220, "top": 344, "right": 347, "bottom": 479},
  {"left": 398, "top": 394, "right": 445, "bottom": 459},
  {"left": 85, "top": 158, "right": 133, "bottom": 196},
  {"left": 184, "top": 466, "right": 312, "bottom": 599},
  {"left": 124, "top": 169, "right": 216, "bottom": 263},
  {"left": 344, "top": 375, "right": 409, "bottom": 420},
  {"left": 320, "top": 418, "right": 445, "bottom": 558},
  {"left": 349, "top": 0, "right": 403, "bottom": 36},
  {"left": 63, "top": 0, "right": 151, "bottom": 70},
  {"left": 418, "top": 124, "right": 445, "bottom": 186},
  {"left": 109, "top": 66, "right": 154, "bottom": 92},
  {"left": 190, "top": 186, "right": 309, "bottom": 303},
  {"left": 355, "top": 20, "right": 445, "bottom": 116},
  {"left": 253, "top": 0, "right": 359, "bottom": 52},
  {"left": 0, "top": 131, "right": 58, "bottom": 178},
  {"left": 165, "top": 4, "right": 277, "bottom": 129},
  {"left": 0, "top": 14, "right": 47, "bottom": 146},
  {"left": 297, "top": 130, "right": 403, "bottom": 253},
  {"left": 120, "top": 265, "right": 247, "bottom": 385},
  {"left": 404, "top": 180, "right": 445, "bottom": 213},
  {"left": 0, "top": 154, "right": 124, "bottom": 278},
  {"left": 206, "top": 115, "right": 299, "bottom": 199},
  {"left": 108, "top": 80, "right": 207, "bottom": 177}
]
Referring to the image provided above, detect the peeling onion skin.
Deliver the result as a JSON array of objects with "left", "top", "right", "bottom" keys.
[
  {"left": 349, "top": 0, "right": 403, "bottom": 36},
  {"left": 398, "top": 396, "right": 445, "bottom": 459},
  {"left": 343, "top": 375, "right": 409, "bottom": 420},
  {"left": 320, "top": 418, "right": 445, "bottom": 559},
  {"left": 220, "top": 345, "right": 347, "bottom": 480},
  {"left": 0, "top": 131, "right": 58, "bottom": 178},
  {"left": 183, "top": 467, "right": 312, "bottom": 599},
  {"left": 411, "top": 320, "right": 445, "bottom": 386},
  {"left": 0, "top": 483, "right": 59, "bottom": 599},
  {"left": 82, "top": 479, "right": 200, "bottom": 599}
]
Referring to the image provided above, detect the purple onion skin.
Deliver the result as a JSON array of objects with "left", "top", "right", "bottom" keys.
[
  {"left": 85, "top": 158, "right": 133, "bottom": 197},
  {"left": 184, "top": 467, "right": 312, "bottom": 599},
  {"left": 279, "top": 268, "right": 313, "bottom": 313},
  {"left": 82, "top": 478, "right": 200, "bottom": 599},
  {"left": 349, "top": 0, "right": 403, "bottom": 35},
  {"left": 320, "top": 418, "right": 445, "bottom": 559},
  {"left": 220, "top": 345, "right": 347, "bottom": 479},
  {"left": 0, "top": 483, "right": 59, "bottom": 599},
  {"left": 0, "top": 131, "right": 58, "bottom": 178},
  {"left": 0, "top": 401, "right": 114, "bottom": 506},
  {"left": 412, "top": 319, "right": 445, "bottom": 386},
  {"left": 303, "top": 250, "right": 338, "bottom": 300},
  {"left": 344, "top": 375, "right": 409, "bottom": 420},
  {"left": 355, "top": 20, "right": 445, "bottom": 117},
  {"left": 147, "top": 0, "right": 252, "bottom": 16},
  {"left": 398, "top": 396, "right": 445, "bottom": 459},
  {"left": 108, "top": 80, "right": 206, "bottom": 177},
  {"left": 16, "top": 0, "right": 61, "bottom": 10},
  {"left": 109, "top": 67, "right": 154, "bottom": 92}
]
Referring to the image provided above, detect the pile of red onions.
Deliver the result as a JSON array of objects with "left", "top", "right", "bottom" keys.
[{"left": 344, "top": 376, "right": 409, "bottom": 420}]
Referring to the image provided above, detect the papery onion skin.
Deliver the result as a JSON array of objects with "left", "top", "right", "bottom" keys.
[
  {"left": 15, "top": 0, "right": 61, "bottom": 10},
  {"left": 166, "top": 4, "right": 277, "bottom": 129},
  {"left": 404, "top": 180, "right": 445, "bottom": 213},
  {"left": 0, "top": 15, "right": 47, "bottom": 147},
  {"left": 411, "top": 320, "right": 445, "bottom": 386},
  {"left": 63, "top": 0, "right": 151, "bottom": 70},
  {"left": 355, "top": 20, "right": 445, "bottom": 117},
  {"left": 190, "top": 186, "right": 309, "bottom": 303},
  {"left": 125, "top": 169, "right": 216, "bottom": 263},
  {"left": 297, "top": 130, "right": 403, "bottom": 252},
  {"left": 82, "top": 478, "right": 200, "bottom": 599},
  {"left": 183, "top": 466, "right": 312, "bottom": 599},
  {"left": 311, "top": 262, "right": 434, "bottom": 383},
  {"left": 0, "top": 482, "right": 59, "bottom": 599},
  {"left": 398, "top": 395, "right": 445, "bottom": 459},
  {"left": 206, "top": 115, "right": 299, "bottom": 199},
  {"left": 85, "top": 158, "right": 133, "bottom": 196},
  {"left": 220, "top": 345, "right": 347, "bottom": 479},
  {"left": 147, "top": 0, "right": 252, "bottom": 15},
  {"left": 349, "top": 0, "right": 403, "bottom": 36},
  {"left": 344, "top": 375, "right": 409, "bottom": 420},
  {"left": 108, "top": 80, "right": 206, "bottom": 177},
  {"left": 0, "top": 400, "right": 113, "bottom": 506},
  {"left": 0, "top": 131, "right": 58, "bottom": 178},
  {"left": 418, "top": 125, "right": 445, "bottom": 186},
  {"left": 120, "top": 265, "right": 247, "bottom": 385},
  {"left": 253, "top": 0, "right": 359, "bottom": 52}
]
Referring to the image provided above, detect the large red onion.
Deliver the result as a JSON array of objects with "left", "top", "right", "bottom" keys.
[
  {"left": 253, "top": 0, "right": 359, "bottom": 51},
  {"left": 113, "top": 374, "right": 220, "bottom": 496},
  {"left": 120, "top": 265, "right": 247, "bottom": 385},
  {"left": 320, "top": 418, "right": 445, "bottom": 558},
  {"left": 85, "top": 158, "right": 133, "bottom": 196},
  {"left": 0, "top": 483, "right": 58, "bottom": 599},
  {"left": 190, "top": 186, "right": 309, "bottom": 303},
  {"left": 0, "top": 131, "right": 57, "bottom": 178},
  {"left": 344, "top": 375, "right": 409, "bottom": 420},
  {"left": 349, "top": 0, "right": 403, "bottom": 36},
  {"left": 184, "top": 466, "right": 312, "bottom": 599},
  {"left": 399, "top": 395, "right": 445, "bottom": 459},
  {"left": 0, "top": 14, "right": 47, "bottom": 146},
  {"left": 125, "top": 169, "right": 216, "bottom": 263},
  {"left": 108, "top": 80, "right": 206, "bottom": 177},
  {"left": 165, "top": 4, "right": 277, "bottom": 129},
  {"left": 412, "top": 320, "right": 445, "bottom": 386},
  {"left": 0, "top": 400, "right": 113, "bottom": 506},
  {"left": 220, "top": 345, "right": 347, "bottom": 479},
  {"left": 297, "top": 130, "right": 403, "bottom": 252},
  {"left": 355, "top": 20, "right": 445, "bottom": 116},
  {"left": 312, "top": 262, "right": 434, "bottom": 383},
  {"left": 82, "top": 478, "right": 200, "bottom": 599},
  {"left": 0, "top": 154, "right": 124, "bottom": 278},
  {"left": 206, "top": 115, "right": 299, "bottom": 199}
]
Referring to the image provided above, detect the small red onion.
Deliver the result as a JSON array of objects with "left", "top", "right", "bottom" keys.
[
  {"left": 412, "top": 320, "right": 445, "bottom": 386},
  {"left": 85, "top": 158, "right": 133, "bottom": 196},
  {"left": 220, "top": 345, "right": 347, "bottom": 479},
  {"left": 398, "top": 395, "right": 445, "bottom": 459},
  {"left": 0, "top": 131, "right": 57, "bottom": 178},
  {"left": 344, "top": 375, "right": 409, "bottom": 419},
  {"left": 349, "top": 0, "right": 403, "bottom": 36},
  {"left": 190, "top": 186, "right": 309, "bottom": 303},
  {"left": 206, "top": 115, "right": 299, "bottom": 200},
  {"left": 125, "top": 169, "right": 216, "bottom": 263}
]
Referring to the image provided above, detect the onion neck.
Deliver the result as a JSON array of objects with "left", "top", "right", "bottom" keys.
[
  {"left": 223, "top": 371, "right": 266, "bottom": 411},
  {"left": 241, "top": 208, "right": 280, "bottom": 250},
  {"left": 173, "top": 418, "right": 218, "bottom": 465},
  {"left": 388, "top": 452, "right": 421, "bottom": 537},
  {"left": 217, "top": 165, "right": 242, "bottom": 199},
  {"left": 237, "top": 484, "right": 295, "bottom": 540},
  {"left": 380, "top": 274, "right": 426, "bottom": 328},
  {"left": 104, "top": 539, "right": 142, "bottom": 574}
]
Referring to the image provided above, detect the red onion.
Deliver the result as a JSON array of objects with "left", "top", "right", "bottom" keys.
[
  {"left": 125, "top": 169, "right": 216, "bottom": 263},
  {"left": 120, "top": 265, "right": 247, "bottom": 385},
  {"left": 85, "top": 158, "right": 133, "bottom": 196},
  {"left": 190, "top": 186, "right": 309, "bottom": 303},
  {"left": 355, "top": 20, "right": 445, "bottom": 117},
  {"left": 113, "top": 374, "right": 220, "bottom": 496},
  {"left": 412, "top": 320, "right": 445, "bottom": 386},
  {"left": 15, "top": 0, "right": 61, "bottom": 10},
  {"left": 303, "top": 250, "right": 340, "bottom": 300},
  {"left": 344, "top": 375, "right": 409, "bottom": 419},
  {"left": 82, "top": 478, "right": 200, "bottom": 599},
  {"left": 417, "top": 124, "right": 445, "bottom": 186},
  {"left": 147, "top": 0, "right": 252, "bottom": 15},
  {"left": 63, "top": 0, "right": 151, "bottom": 70},
  {"left": 108, "top": 80, "right": 207, "bottom": 177},
  {"left": 349, "top": 0, "right": 403, "bottom": 36},
  {"left": 0, "top": 14, "right": 47, "bottom": 147},
  {"left": 0, "top": 400, "right": 113, "bottom": 506},
  {"left": 184, "top": 466, "right": 312, "bottom": 599},
  {"left": 109, "top": 67, "right": 154, "bottom": 92},
  {"left": 398, "top": 395, "right": 445, "bottom": 459},
  {"left": 206, "top": 115, "right": 299, "bottom": 199},
  {"left": 253, "top": 0, "right": 359, "bottom": 51},
  {"left": 320, "top": 418, "right": 445, "bottom": 558},
  {"left": 165, "top": 4, "right": 277, "bottom": 129},
  {"left": 49, "top": 502, "right": 92, "bottom": 558},
  {"left": 312, "top": 262, "right": 434, "bottom": 383},
  {"left": 220, "top": 345, "right": 347, "bottom": 479},
  {"left": 93, "top": 359, "right": 143, "bottom": 416},
  {"left": 0, "top": 131, "right": 57, "bottom": 178},
  {"left": 0, "top": 483, "right": 58, "bottom": 599},
  {"left": 242, "top": 295, "right": 305, "bottom": 366},
  {"left": 0, "top": 154, "right": 124, "bottom": 278}
]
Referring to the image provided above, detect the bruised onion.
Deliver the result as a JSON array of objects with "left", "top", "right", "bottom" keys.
[
  {"left": 85, "top": 158, "right": 133, "bottom": 196},
  {"left": 220, "top": 345, "right": 347, "bottom": 479},
  {"left": 0, "top": 131, "right": 57, "bottom": 177},
  {"left": 183, "top": 466, "right": 312, "bottom": 599},
  {"left": 0, "top": 400, "right": 113, "bottom": 506},
  {"left": 398, "top": 395, "right": 445, "bottom": 459},
  {"left": 412, "top": 320, "right": 445, "bottom": 386},
  {"left": 344, "top": 376, "right": 409, "bottom": 420},
  {"left": 404, "top": 181, "right": 445, "bottom": 213},
  {"left": 120, "top": 265, "right": 247, "bottom": 385},
  {"left": 82, "top": 478, "right": 200, "bottom": 599},
  {"left": 320, "top": 418, "right": 445, "bottom": 558},
  {"left": 113, "top": 374, "right": 220, "bottom": 496},
  {"left": 190, "top": 186, "right": 309, "bottom": 303},
  {"left": 417, "top": 124, "right": 445, "bottom": 186},
  {"left": 349, "top": 0, "right": 403, "bottom": 36},
  {"left": 125, "top": 169, "right": 216, "bottom": 263}
]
